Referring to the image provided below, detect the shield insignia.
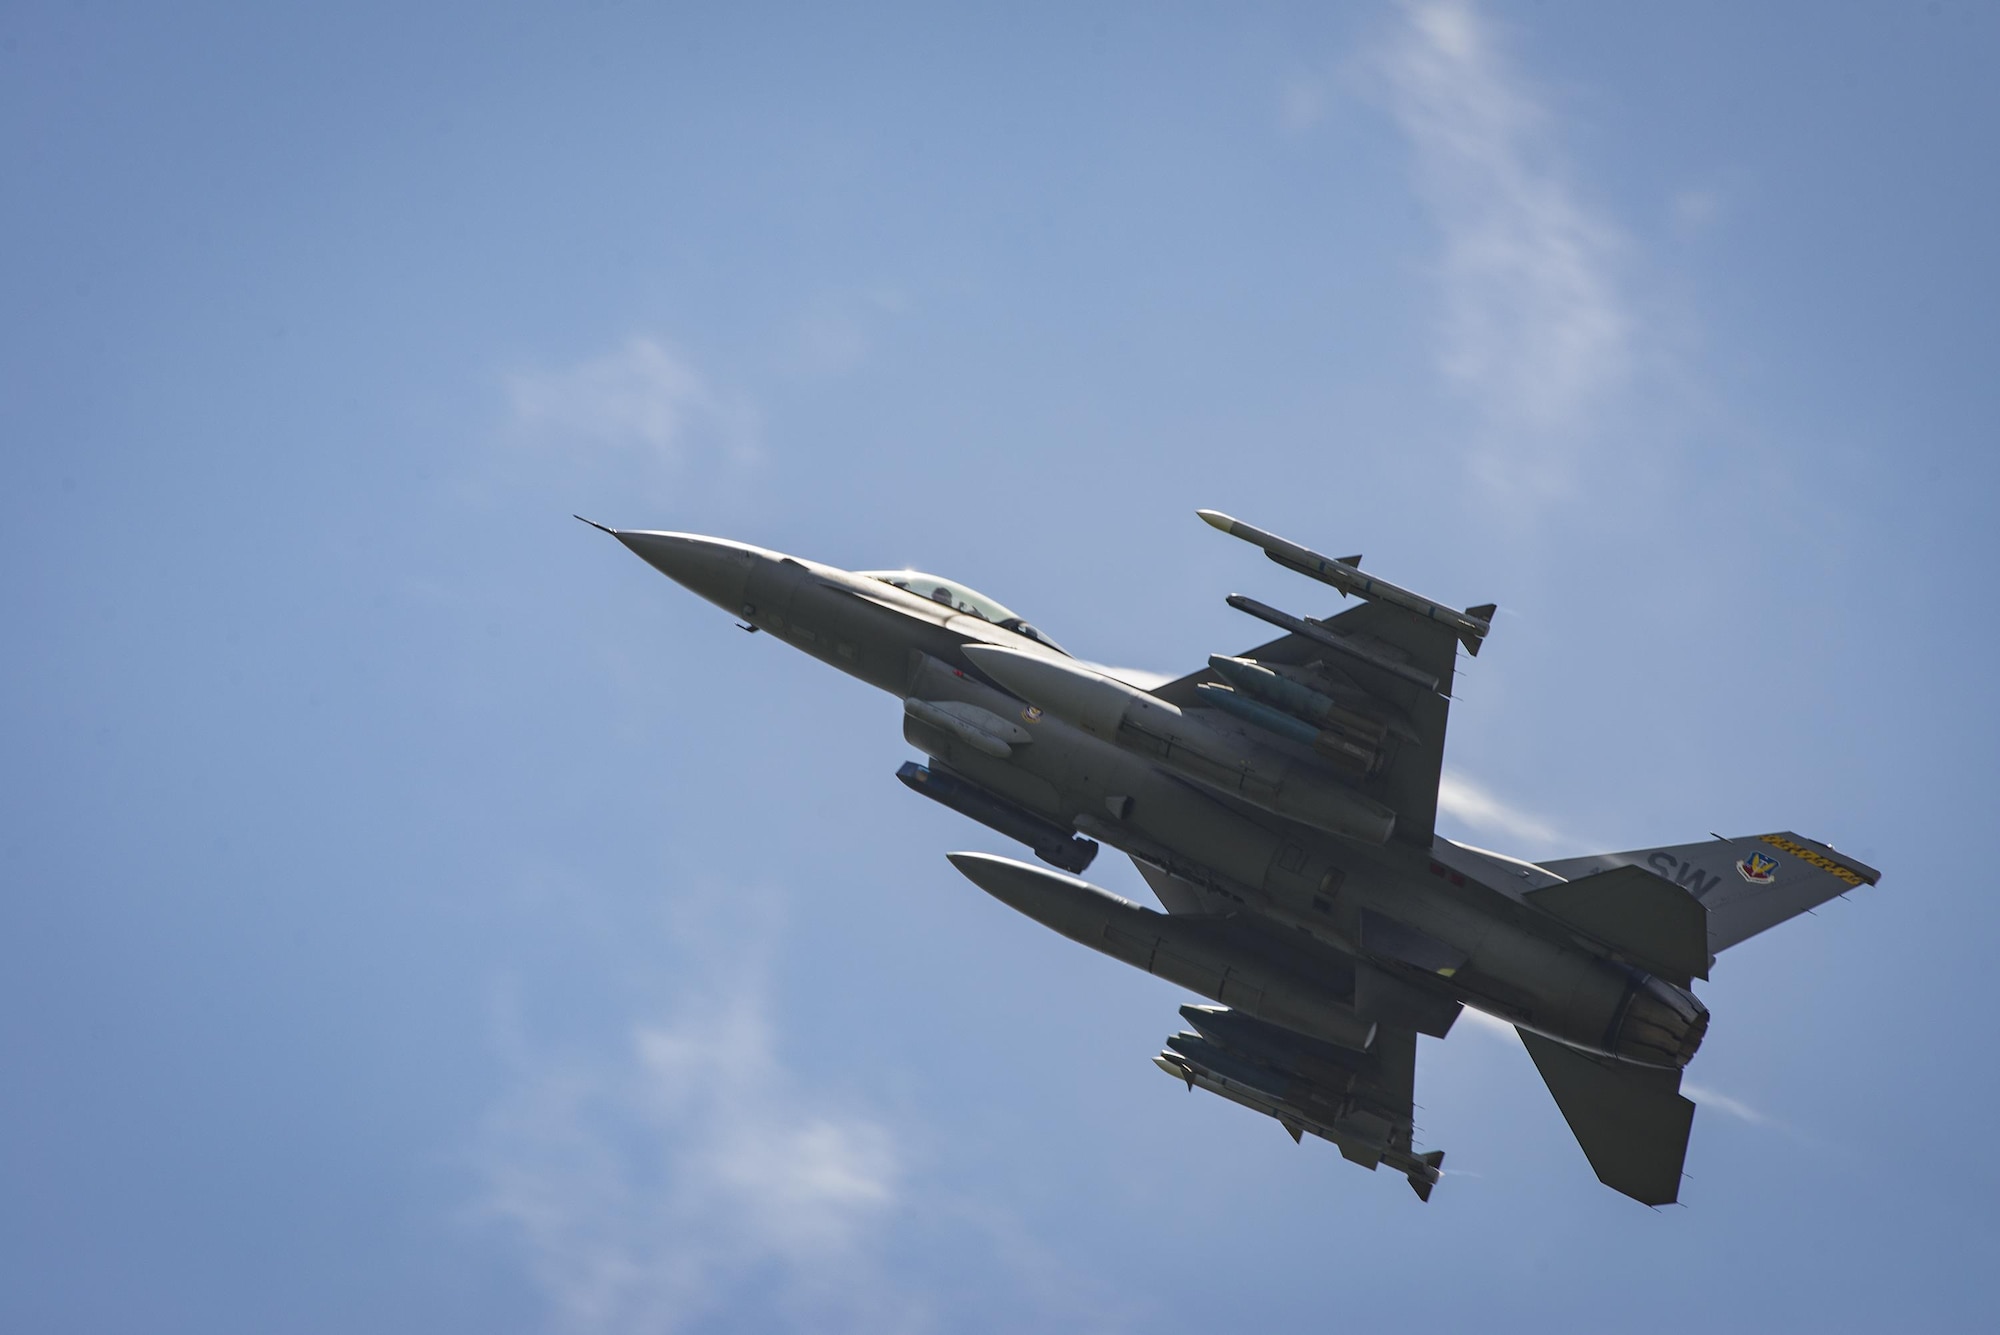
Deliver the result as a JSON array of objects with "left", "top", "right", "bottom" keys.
[{"left": 1736, "top": 851, "right": 1779, "bottom": 884}]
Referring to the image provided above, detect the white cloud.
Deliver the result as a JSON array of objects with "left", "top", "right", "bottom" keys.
[
  {"left": 506, "top": 336, "right": 759, "bottom": 490},
  {"left": 788, "top": 287, "right": 913, "bottom": 377},
  {"left": 1381, "top": 0, "right": 1631, "bottom": 491},
  {"left": 472, "top": 950, "right": 909, "bottom": 1334},
  {"left": 1280, "top": 77, "right": 1329, "bottom": 131},
  {"left": 1671, "top": 187, "right": 1723, "bottom": 236},
  {"left": 464, "top": 874, "right": 1143, "bottom": 1334},
  {"left": 1437, "top": 770, "right": 1562, "bottom": 847}
]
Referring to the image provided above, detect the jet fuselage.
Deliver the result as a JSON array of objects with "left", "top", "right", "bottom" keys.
[{"left": 606, "top": 527, "right": 1707, "bottom": 1073}]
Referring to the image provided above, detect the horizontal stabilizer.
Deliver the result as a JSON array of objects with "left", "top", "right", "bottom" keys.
[
  {"left": 1526, "top": 865, "right": 1709, "bottom": 984},
  {"left": 1519, "top": 1029, "right": 1694, "bottom": 1206}
]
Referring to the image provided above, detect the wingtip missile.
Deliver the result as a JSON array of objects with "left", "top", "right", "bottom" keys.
[
  {"left": 1195, "top": 508, "right": 1236, "bottom": 534},
  {"left": 1199, "top": 508, "right": 1493, "bottom": 652}
]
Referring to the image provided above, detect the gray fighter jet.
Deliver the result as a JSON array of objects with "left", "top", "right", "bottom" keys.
[{"left": 581, "top": 511, "right": 1878, "bottom": 1205}]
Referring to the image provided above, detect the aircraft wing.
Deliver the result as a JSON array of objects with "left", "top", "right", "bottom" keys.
[
  {"left": 1153, "top": 599, "right": 1461, "bottom": 847},
  {"left": 1155, "top": 1005, "right": 1446, "bottom": 1200}
]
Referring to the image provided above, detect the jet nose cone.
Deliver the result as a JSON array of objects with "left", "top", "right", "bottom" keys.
[{"left": 611, "top": 529, "right": 759, "bottom": 612}]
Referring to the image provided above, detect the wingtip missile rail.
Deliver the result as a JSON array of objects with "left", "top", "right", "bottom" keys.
[{"left": 1197, "top": 509, "right": 1495, "bottom": 656}]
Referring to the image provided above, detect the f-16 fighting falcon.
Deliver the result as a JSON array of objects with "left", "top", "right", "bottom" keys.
[{"left": 580, "top": 510, "right": 1879, "bottom": 1205}]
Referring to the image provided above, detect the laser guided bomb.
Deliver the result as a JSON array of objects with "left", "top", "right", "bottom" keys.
[{"left": 582, "top": 508, "right": 1880, "bottom": 1205}]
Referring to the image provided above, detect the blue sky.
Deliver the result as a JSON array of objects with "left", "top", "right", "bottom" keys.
[{"left": 5, "top": 2, "right": 1998, "bottom": 1330}]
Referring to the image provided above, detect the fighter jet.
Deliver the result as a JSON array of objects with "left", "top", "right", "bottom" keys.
[{"left": 580, "top": 511, "right": 1879, "bottom": 1205}]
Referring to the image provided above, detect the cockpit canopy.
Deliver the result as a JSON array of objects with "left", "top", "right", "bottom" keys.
[{"left": 858, "top": 571, "right": 1067, "bottom": 654}]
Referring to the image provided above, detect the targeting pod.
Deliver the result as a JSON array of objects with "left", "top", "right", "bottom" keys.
[{"left": 897, "top": 762, "right": 1097, "bottom": 874}]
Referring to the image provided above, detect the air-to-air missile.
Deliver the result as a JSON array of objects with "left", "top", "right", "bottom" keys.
[
  {"left": 1196, "top": 655, "right": 1391, "bottom": 775},
  {"left": 897, "top": 762, "right": 1098, "bottom": 874},
  {"left": 1154, "top": 1001, "right": 1447, "bottom": 1201},
  {"left": 582, "top": 508, "right": 1881, "bottom": 1206},
  {"left": 1197, "top": 509, "right": 1495, "bottom": 655},
  {"left": 1222, "top": 593, "right": 1442, "bottom": 693}
]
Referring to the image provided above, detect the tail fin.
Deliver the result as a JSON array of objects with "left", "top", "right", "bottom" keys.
[{"left": 1538, "top": 832, "right": 1880, "bottom": 955}]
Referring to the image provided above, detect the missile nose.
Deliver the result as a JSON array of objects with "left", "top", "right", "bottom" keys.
[{"left": 599, "top": 527, "right": 763, "bottom": 612}]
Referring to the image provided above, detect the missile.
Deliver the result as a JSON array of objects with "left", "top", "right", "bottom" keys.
[
  {"left": 1207, "top": 656, "right": 1393, "bottom": 744},
  {"left": 1179, "top": 1003, "right": 1373, "bottom": 1080},
  {"left": 1193, "top": 683, "right": 1382, "bottom": 775},
  {"left": 945, "top": 852, "right": 1378, "bottom": 1052},
  {"left": 1163, "top": 1032, "right": 1300, "bottom": 1105},
  {"left": 1199, "top": 510, "right": 1494, "bottom": 656},
  {"left": 1225, "top": 594, "right": 1442, "bottom": 693},
  {"left": 1153, "top": 1036, "right": 1447, "bottom": 1201},
  {"left": 1178, "top": 1007, "right": 1425, "bottom": 1136},
  {"left": 1152, "top": 1046, "right": 1326, "bottom": 1142},
  {"left": 961, "top": 644, "right": 1396, "bottom": 844}
]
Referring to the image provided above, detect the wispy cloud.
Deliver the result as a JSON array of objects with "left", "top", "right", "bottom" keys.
[
  {"left": 1279, "top": 77, "right": 1330, "bottom": 132},
  {"left": 1437, "top": 770, "right": 1562, "bottom": 847},
  {"left": 471, "top": 920, "right": 911, "bottom": 1334},
  {"left": 1456, "top": 1008, "right": 1794, "bottom": 1140},
  {"left": 505, "top": 336, "right": 759, "bottom": 500},
  {"left": 1682, "top": 1081, "right": 1777, "bottom": 1129},
  {"left": 1381, "top": 0, "right": 1631, "bottom": 493},
  {"left": 1671, "top": 187, "right": 1724, "bottom": 237},
  {"left": 789, "top": 288, "right": 911, "bottom": 378}
]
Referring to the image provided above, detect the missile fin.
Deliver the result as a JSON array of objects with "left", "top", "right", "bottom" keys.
[
  {"left": 1461, "top": 604, "right": 1498, "bottom": 656},
  {"left": 1407, "top": 1151, "right": 1445, "bottom": 1202}
]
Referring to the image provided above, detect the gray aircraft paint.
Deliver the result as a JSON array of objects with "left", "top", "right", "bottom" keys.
[{"left": 584, "top": 514, "right": 1881, "bottom": 1205}]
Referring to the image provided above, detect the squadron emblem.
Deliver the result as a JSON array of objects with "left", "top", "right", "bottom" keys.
[{"left": 1736, "top": 851, "right": 1779, "bottom": 884}]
